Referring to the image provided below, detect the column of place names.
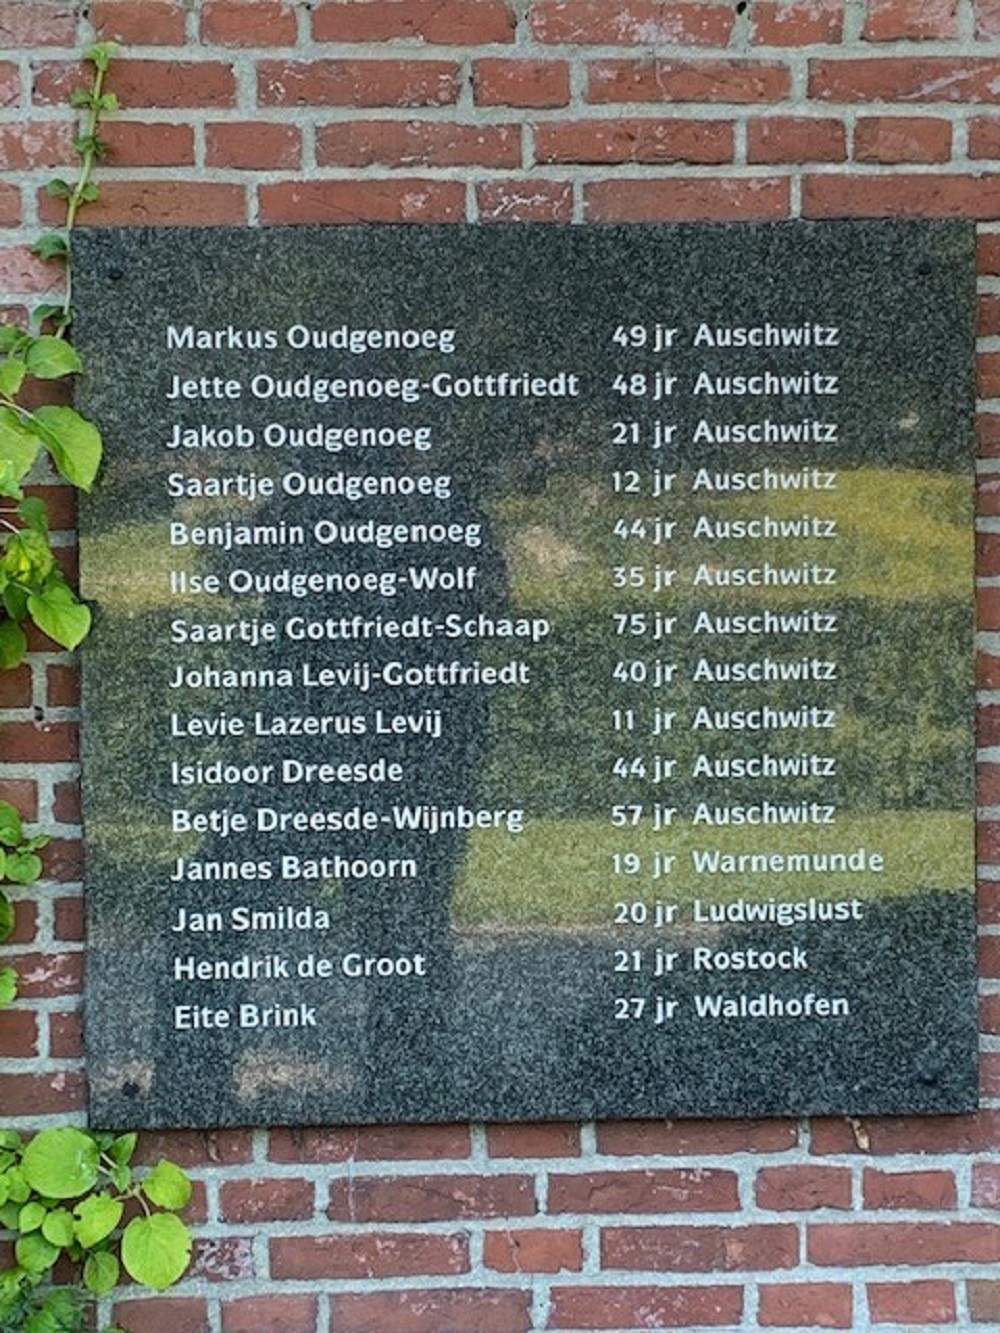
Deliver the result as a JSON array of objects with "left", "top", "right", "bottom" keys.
[{"left": 607, "top": 318, "right": 877, "bottom": 1028}]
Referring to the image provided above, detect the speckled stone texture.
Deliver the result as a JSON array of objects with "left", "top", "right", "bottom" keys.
[{"left": 74, "top": 222, "right": 977, "bottom": 1130}]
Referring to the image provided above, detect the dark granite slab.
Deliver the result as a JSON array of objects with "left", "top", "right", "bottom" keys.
[{"left": 74, "top": 222, "right": 978, "bottom": 1129}]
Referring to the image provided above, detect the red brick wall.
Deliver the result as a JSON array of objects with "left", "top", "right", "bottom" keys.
[{"left": 2, "top": 0, "right": 1000, "bottom": 1328}]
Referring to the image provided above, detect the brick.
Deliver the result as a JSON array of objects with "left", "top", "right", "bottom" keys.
[
  {"left": 979, "top": 587, "right": 1000, "bottom": 628},
  {"left": 221, "top": 1297, "right": 318, "bottom": 1333},
  {"left": 313, "top": 0, "right": 515, "bottom": 43},
  {"left": 47, "top": 664, "right": 79, "bottom": 708},
  {"left": 981, "top": 762, "right": 1000, "bottom": 801},
  {"left": 0, "top": 247, "right": 62, "bottom": 293},
  {"left": 53, "top": 897, "right": 84, "bottom": 941},
  {"left": 862, "top": 1168, "right": 957, "bottom": 1209},
  {"left": 530, "top": 1, "right": 735, "bottom": 46},
  {"left": 970, "top": 1280, "right": 1000, "bottom": 1322},
  {"left": 804, "top": 175, "right": 1000, "bottom": 219},
  {"left": 0, "top": 1070, "right": 85, "bottom": 1115},
  {"left": 548, "top": 1285, "right": 744, "bottom": 1329},
  {"left": 756, "top": 1166, "right": 852, "bottom": 1210},
  {"left": 981, "top": 239, "right": 1000, "bottom": 280},
  {"left": 602, "top": 1223, "right": 798, "bottom": 1271},
  {"left": 202, "top": 1, "right": 297, "bottom": 44},
  {"left": 49, "top": 1010, "right": 83, "bottom": 1058},
  {"left": 0, "top": 3, "right": 76, "bottom": 46},
  {"left": 258, "top": 59, "right": 460, "bottom": 107},
  {"left": 972, "top": 118, "right": 1000, "bottom": 159},
  {"left": 272, "top": 1232, "right": 468, "bottom": 1279},
  {"left": 589, "top": 58, "right": 791, "bottom": 104},
  {"left": 39, "top": 182, "right": 246, "bottom": 227},
  {"left": 270, "top": 1122, "right": 470, "bottom": 1162},
  {"left": 979, "top": 881, "right": 1000, "bottom": 920},
  {"left": 598, "top": 1119, "right": 798, "bottom": 1154},
  {"left": 8, "top": 901, "right": 37, "bottom": 945},
  {"left": 810, "top": 57, "right": 1000, "bottom": 103},
  {"left": 0, "top": 780, "right": 38, "bottom": 822},
  {"left": 982, "top": 994, "right": 1000, "bottom": 1033},
  {"left": 477, "top": 179, "right": 573, "bottom": 222},
  {"left": 0, "top": 64, "right": 17, "bottom": 107},
  {"left": 23, "top": 484, "right": 75, "bottom": 531},
  {"left": 759, "top": 1283, "right": 852, "bottom": 1328},
  {"left": 484, "top": 1228, "right": 583, "bottom": 1273},
  {"left": 0, "top": 666, "right": 30, "bottom": 708},
  {"left": 328, "top": 1289, "right": 532, "bottom": 1333},
  {"left": 9, "top": 952, "right": 82, "bottom": 997},
  {"left": 537, "top": 118, "right": 733, "bottom": 164},
  {"left": 973, "top": 1162, "right": 1000, "bottom": 1207},
  {"left": 979, "top": 0, "right": 1000, "bottom": 37},
  {"left": 864, "top": 0, "right": 959, "bottom": 40},
  {"left": 585, "top": 177, "right": 790, "bottom": 222},
  {"left": 113, "top": 1297, "right": 208, "bottom": 1333},
  {"left": 52, "top": 779, "right": 79, "bottom": 824},
  {"left": 747, "top": 116, "right": 845, "bottom": 163},
  {"left": 327, "top": 1173, "right": 535, "bottom": 1222},
  {"left": 39, "top": 838, "right": 81, "bottom": 884},
  {"left": 103, "top": 122, "right": 196, "bottom": 167},
  {"left": 220, "top": 1178, "right": 313, "bottom": 1223},
  {"left": 91, "top": 1, "right": 186, "bottom": 43},
  {"left": 980, "top": 1054, "right": 1000, "bottom": 1097},
  {"left": 0, "top": 721, "right": 77, "bottom": 762},
  {"left": 34, "top": 60, "right": 237, "bottom": 108},
  {"left": 982, "top": 352, "right": 1000, "bottom": 398},
  {"left": 184, "top": 1237, "right": 251, "bottom": 1284},
  {"left": 134, "top": 1130, "right": 253, "bottom": 1167},
  {"left": 474, "top": 58, "right": 570, "bottom": 107},
  {"left": 317, "top": 120, "right": 520, "bottom": 168},
  {"left": 206, "top": 123, "right": 302, "bottom": 170},
  {"left": 0, "top": 123, "right": 73, "bottom": 170},
  {"left": 486, "top": 1122, "right": 580, "bottom": 1156},
  {"left": 868, "top": 1279, "right": 956, "bottom": 1324},
  {"left": 0, "top": 184, "right": 19, "bottom": 225},
  {"left": 809, "top": 1222, "right": 1000, "bottom": 1266},
  {"left": 549, "top": 1168, "right": 739, "bottom": 1214},
  {"left": 0, "top": 1010, "right": 39, "bottom": 1058},
  {"left": 259, "top": 179, "right": 464, "bottom": 224},
  {"left": 752, "top": 0, "right": 844, "bottom": 44},
  {"left": 855, "top": 116, "right": 951, "bottom": 163}
]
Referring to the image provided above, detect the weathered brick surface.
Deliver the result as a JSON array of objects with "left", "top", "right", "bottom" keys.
[{"left": 2, "top": 4, "right": 1000, "bottom": 1329}]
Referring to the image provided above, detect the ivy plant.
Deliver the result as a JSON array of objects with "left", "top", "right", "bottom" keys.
[
  {"left": 0, "top": 42, "right": 117, "bottom": 668},
  {"left": 0, "top": 43, "right": 194, "bottom": 1332}
]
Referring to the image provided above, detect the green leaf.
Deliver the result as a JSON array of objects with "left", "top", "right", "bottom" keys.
[
  {"left": 3, "top": 531, "right": 55, "bottom": 590},
  {"left": 73, "top": 1193, "right": 122, "bottom": 1248},
  {"left": 121, "top": 1213, "right": 191, "bottom": 1291},
  {"left": 0, "top": 800, "right": 24, "bottom": 847},
  {"left": 25, "top": 338, "right": 81, "bottom": 381},
  {"left": 28, "top": 581, "right": 91, "bottom": 651},
  {"left": 78, "top": 182, "right": 100, "bottom": 203},
  {"left": 99, "top": 92, "right": 119, "bottom": 112},
  {"left": 0, "top": 1199, "right": 19, "bottom": 1229},
  {"left": 0, "top": 407, "right": 41, "bottom": 482},
  {"left": 45, "top": 179, "right": 72, "bottom": 200},
  {"left": 6, "top": 1166, "right": 30, "bottom": 1203},
  {"left": 0, "top": 966, "right": 17, "bottom": 1006},
  {"left": 0, "top": 618, "right": 26, "bottom": 668},
  {"left": 41, "top": 1207, "right": 74, "bottom": 1248},
  {"left": 4, "top": 850, "right": 42, "bottom": 884},
  {"left": 142, "top": 1160, "right": 192, "bottom": 1212},
  {"left": 0, "top": 326, "right": 21, "bottom": 354},
  {"left": 0, "top": 459, "right": 24, "bottom": 500},
  {"left": 110, "top": 1163, "right": 131, "bottom": 1192},
  {"left": 83, "top": 1250, "right": 119, "bottom": 1296},
  {"left": 21, "top": 1129, "right": 100, "bottom": 1200},
  {"left": 0, "top": 1129, "right": 22, "bottom": 1150},
  {"left": 0, "top": 359, "right": 25, "bottom": 396},
  {"left": 17, "top": 497, "right": 48, "bottom": 535},
  {"left": 15, "top": 1231, "right": 59, "bottom": 1274},
  {"left": 109, "top": 1133, "right": 137, "bottom": 1167},
  {"left": 32, "top": 234, "right": 68, "bottom": 263},
  {"left": 0, "top": 891, "right": 13, "bottom": 943},
  {"left": 86, "top": 41, "right": 118, "bottom": 72},
  {"left": 18, "top": 1200, "right": 46, "bottom": 1233},
  {"left": 33, "top": 406, "right": 102, "bottom": 491},
  {"left": 33, "top": 303, "right": 65, "bottom": 326}
]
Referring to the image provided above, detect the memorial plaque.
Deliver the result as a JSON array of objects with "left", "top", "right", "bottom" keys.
[{"left": 76, "top": 222, "right": 977, "bottom": 1130}]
